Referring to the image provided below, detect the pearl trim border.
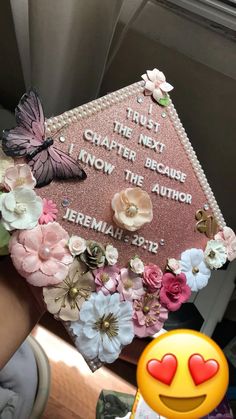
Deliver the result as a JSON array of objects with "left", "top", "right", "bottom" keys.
[
  {"left": 167, "top": 99, "right": 225, "bottom": 228},
  {"left": 45, "top": 80, "right": 225, "bottom": 229}
]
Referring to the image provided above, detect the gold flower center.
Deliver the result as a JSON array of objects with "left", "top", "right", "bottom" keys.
[
  {"left": 101, "top": 273, "right": 109, "bottom": 283},
  {"left": 95, "top": 312, "right": 119, "bottom": 338},
  {"left": 209, "top": 250, "right": 216, "bottom": 258},
  {"left": 124, "top": 278, "right": 133, "bottom": 289},
  {"left": 192, "top": 266, "right": 199, "bottom": 274},
  {"left": 69, "top": 287, "right": 79, "bottom": 298},
  {"left": 143, "top": 305, "right": 150, "bottom": 314},
  {"left": 125, "top": 203, "right": 138, "bottom": 217},
  {"left": 15, "top": 177, "right": 26, "bottom": 187}
]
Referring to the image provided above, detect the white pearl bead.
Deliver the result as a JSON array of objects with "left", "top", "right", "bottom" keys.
[{"left": 39, "top": 245, "right": 51, "bottom": 260}]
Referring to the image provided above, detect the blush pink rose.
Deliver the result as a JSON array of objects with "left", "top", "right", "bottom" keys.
[
  {"left": 143, "top": 264, "right": 163, "bottom": 292},
  {"left": 4, "top": 164, "right": 36, "bottom": 190},
  {"left": 9, "top": 222, "right": 73, "bottom": 286},
  {"left": 215, "top": 227, "right": 236, "bottom": 262},
  {"left": 160, "top": 272, "right": 191, "bottom": 311}
]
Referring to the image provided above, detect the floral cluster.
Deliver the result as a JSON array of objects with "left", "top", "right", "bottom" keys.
[{"left": 1, "top": 156, "right": 236, "bottom": 366}]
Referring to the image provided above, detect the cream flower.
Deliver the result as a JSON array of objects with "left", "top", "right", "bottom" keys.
[
  {"left": 215, "top": 227, "right": 236, "bottom": 262},
  {"left": 0, "top": 148, "right": 14, "bottom": 187},
  {"left": 130, "top": 257, "right": 144, "bottom": 274},
  {"left": 0, "top": 187, "right": 42, "bottom": 231},
  {"left": 105, "top": 244, "right": 118, "bottom": 265},
  {"left": 112, "top": 188, "right": 153, "bottom": 232},
  {"left": 68, "top": 235, "right": 86, "bottom": 256},
  {"left": 204, "top": 240, "right": 227, "bottom": 269},
  {"left": 166, "top": 258, "right": 181, "bottom": 275},
  {"left": 43, "top": 259, "right": 95, "bottom": 321},
  {"left": 142, "top": 68, "right": 173, "bottom": 105},
  {"left": 3, "top": 164, "right": 36, "bottom": 190}
]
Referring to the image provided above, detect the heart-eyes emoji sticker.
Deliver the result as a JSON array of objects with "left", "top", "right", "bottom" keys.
[{"left": 137, "top": 329, "right": 229, "bottom": 419}]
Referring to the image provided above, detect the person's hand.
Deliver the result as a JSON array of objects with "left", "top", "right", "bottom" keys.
[{"left": 0, "top": 256, "right": 45, "bottom": 368}]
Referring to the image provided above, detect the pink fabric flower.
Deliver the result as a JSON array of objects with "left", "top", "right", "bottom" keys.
[
  {"left": 94, "top": 265, "right": 120, "bottom": 295},
  {"left": 160, "top": 272, "right": 191, "bottom": 311},
  {"left": 9, "top": 222, "right": 73, "bottom": 286},
  {"left": 215, "top": 227, "right": 236, "bottom": 262},
  {"left": 4, "top": 164, "right": 36, "bottom": 190},
  {"left": 39, "top": 198, "right": 58, "bottom": 224},
  {"left": 117, "top": 268, "right": 145, "bottom": 301},
  {"left": 141, "top": 69, "right": 173, "bottom": 102},
  {"left": 133, "top": 292, "right": 168, "bottom": 337},
  {"left": 143, "top": 263, "right": 163, "bottom": 292}
]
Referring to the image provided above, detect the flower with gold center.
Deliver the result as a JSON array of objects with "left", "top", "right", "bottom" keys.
[
  {"left": 133, "top": 292, "right": 168, "bottom": 338},
  {"left": 204, "top": 240, "right": 227, "bottom": 269},
  {"left": 111, "top": 188, "right": 153, "bottom": 232},
  {"left": 180, "top": 248, "right": 211, "bottom": 291},
  {"left": 70, "top": 291, "right": 134, "bottom": 363},
  {"left": 43, "top": 259, "right": 95, "bottom": 321}
]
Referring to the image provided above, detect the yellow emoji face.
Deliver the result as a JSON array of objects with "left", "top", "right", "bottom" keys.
[{"left": 137, "top": 329, "right": 229, "bottom": 419}]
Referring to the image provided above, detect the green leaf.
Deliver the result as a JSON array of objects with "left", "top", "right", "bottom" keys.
[
  {"left": 0, "top": 223, "right": 10, "bottom": 254},
  {"left": 158, "top": 97, "right": 170, "bottom": 107}
]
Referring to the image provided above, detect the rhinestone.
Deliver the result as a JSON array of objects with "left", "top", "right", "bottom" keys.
[
  {"left": 203, "top": 203, "right": 209, "bottom": 211},
  {"left": 161, "top": 112, "right": 167, "bottom": 118},
  {"left": 61, "top": 198, "right": 70, "bottom": 207},
  {"left": 160, "top": 239, "right": 165, "bottom": 246},
  {"left": 137, "top": 96, "right": 143, "bottom": 103},
  {"left": 59, "top": 136, "right": 66, "bottom": 143}
]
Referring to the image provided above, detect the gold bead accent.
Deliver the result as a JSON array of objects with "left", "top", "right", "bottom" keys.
[
  {"left": 192, "top": 266, "right": 199, "bottom": 274},
  {"left": 69, "top": 287, "right": 79, "bottom": 298},
  {"left": 143, "top": 305, "right": 150, "bottom": 314},
  {"left": 101, "top": 273, "right": 109, "bottom": 283},
  {"left": 103, "top": 321, "right": 110, "bottom": 329},
  {"left": 125, "top": 203, "right": 138, "bottom": 217},
  {"left": 209, "top": 250, "right": 216, "bottom": 258}
]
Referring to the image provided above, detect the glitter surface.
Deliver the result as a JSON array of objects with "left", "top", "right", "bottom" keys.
[{"left": 38, "top": 93, "right": 215, "bottom": 269}]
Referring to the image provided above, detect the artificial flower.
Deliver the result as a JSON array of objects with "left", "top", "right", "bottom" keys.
[
  {"left": 0, "top": 187, "right": 42, "bottom": 231},
  {"left": 204, "top": 240, "right": 227, "bottom": 269},
  {"left": 215, "top": 227, "right": 236, "bottom": 262},
  {"left": 130, "top": 256, "right": 144, "bottom": 274},
  {"left": 0, "top": 223, "right": 10, "bottom": 255},
  {"left": 68, "top": 235, "right": 86, "bottom": 256},
  {"left": 0, "top": 148, "right": 14, "bottom": 188},
  {"left": 9, "top": 222, "right": 73, "bottom": 286},
  {"left": 3, "top": 164, "right": 36, "bottom": 190},
  {"left": 142, "top": 68, "right": 173, "bottom": 106},
  {"left": 160, "top": 272, "right": 191, "bottom": 311},
  {"left": 143, "top": 263, "right": 163, "bottom": 292},
  {"left": 112, "top": 188, "right": 153, "bottom": 232},
  {"left": 43, "top": 259, "right": 95, "bottom": 321},
  {"left": 180, "top": 248, "right": 211, "bottom": 292},
  {"left": 166, "top": 258, "right": 181, "bottom": 275},
  {"left": 117, "top": 268, "right": 145, "bottom": 301},
  {"left": 80, "top": 240, "right": 105, "bottom": 269},
  {"left": 94, "top": 265, "right": 120, "bottom": 295},
  {"left": 133, "top": 292, "right": 168, "bottom": 338},
  {"left": 105, "top": 244, "right": 118, "bottom": 266},
  {"left": 70, "top": 291, "right": 134, "bottom": 363},
  {"left": 39, "top": 198, "right": 58, "bottom": 224}
]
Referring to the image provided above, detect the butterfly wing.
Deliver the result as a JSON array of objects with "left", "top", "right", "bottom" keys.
[
  {"left": 29, "top": 146, "right": 86, "bottom": 188},
  {"left": 2, "top": 89, "right": 45, "bottom": 158}
]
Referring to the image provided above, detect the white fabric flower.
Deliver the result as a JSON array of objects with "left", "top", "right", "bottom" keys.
[
  {"left": 68, "top": 235, "right": 86, "bottom": 256},
  {"left": 142, "top": 68, "right": 173, "bottom": 102},
  {"left": 166, "top": 258, "right": 181, "bottom": 275},
  {"left": 105, "top": 244, "right": 118, "bottom": 265},
  {"left": 0, "top": 187, "right": 42, "bottom": 231},
  {"left": 204, "top": 240, "right": 227, "bottom": 269},
  {"left": 180, "top": 248, "right": 211, "bottom": 292},
  {"left": 70, "top": 291, "right": 134, "bottom": 363},
  {"left": 130, "top": 257, "right": 144, "bottom": 274},
  {"left": 0, "top": 148, "right": 14, "bottom": 186}
]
